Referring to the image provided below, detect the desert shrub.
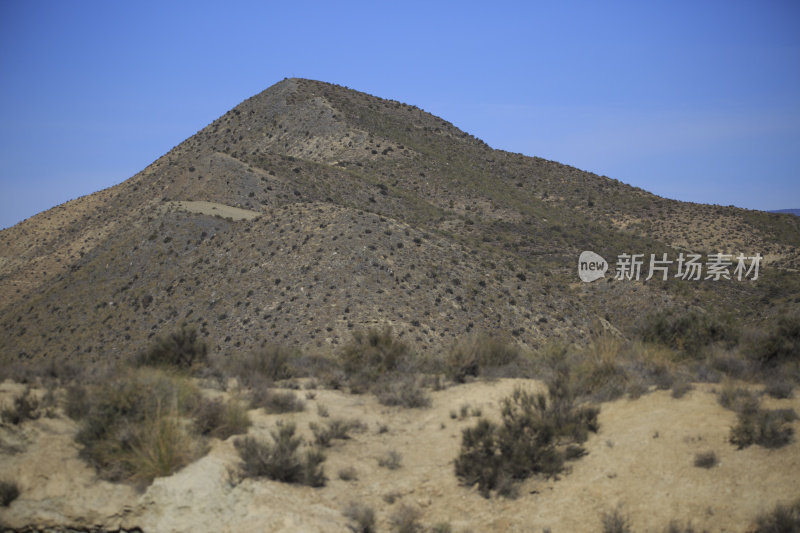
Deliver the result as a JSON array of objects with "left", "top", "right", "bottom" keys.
[
  {"left": 344, "top": 501, "right": 376, "bottom": 533},
  {"left": 455, "top": 366, "right": 598, "bottom": 497},
  {"left": 764, "top": 376, "right": 794, "bottom": 399},
  {"left": 717, "top": 382, "right": 798, "bottom": 449},
  {"left": 310, "top": 418, "right": 365, "bottom": 447},
  {"left": 70, "top": 368, "right": 204, "bottom": 483},
  {"left": 235, "top": 423, "right": 325, "bottom": 486},
  {"left": 250, "top": 388, "right": 305, "bottom": 413},
  {"left": 135, "top": 325, "right": 208, "bottom": 370},
  {"left": 126, "top": 410, "right": 207, "bottom": 484},
  {"left": 301, "top": 447, "right": 327, "bottom": 487},
  {"left": 227, "top": 344, "right": 297, "bottom": 386},
  {"left": 65, "top": 383, "right": 91, "bottom": 420},
  {"left": 602, "top": 508, "right": 632, "bottom": 533},
  {"left": 390, "top": 504, "right": 423, "bottom": 533},
  {"left": 339, "top": 327, "right": 411, "bottom": 382},
  {"left": 338, "top": 466, "right": 358, "bottom": 481},
  {"left": 375, "top": 375, "right": 431, "bottom": 408},
  {"left": 751, "top": 499, "right": 800, "bottom": 532},
  {"left": 748, "top": 314, "right": 800, "bottom": 369},
  {"left": 663, "top": 520, "right": 697, "bottom": 533},
  {"left": 671, "top": 380, "right": 693, "bottom": 399},
  {"left": 430, "top": 523, "right": 453, "bottom": 533},
  {"left": 717, "top": 383, "right": 759, "bottom": 412},
  {"left": 572, "top": 337, "right": 630, "bottom": 401},
  {"left": 0, "top": 480, "right": 19, "bottom": 507},
  {"left": 638, "top": 308, "right": 737, "bottom": 357},
  {"left": 378, "top": 449, "right": 403, "bottom": 470},
  {"left": 445, "top": 332, "right": 522, "bottom": 383},
  {"left": 730, "top": 407, "right": 797, "bottom": 449},
  {"left": 193, "top": 397, "right": 251, "bottom": 439},
  {"left": 693, "top": 451, "right": 718, "bottom": 468},
  {"left": 1, "top": 387, "right": 40, "bottom": 425}
]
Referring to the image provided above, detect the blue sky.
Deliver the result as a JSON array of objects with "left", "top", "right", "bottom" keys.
[{"left": 1, "top": 0, "right": 799, "bottom": 229}]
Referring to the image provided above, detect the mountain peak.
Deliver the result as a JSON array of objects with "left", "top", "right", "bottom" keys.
[{"left": 1, "top": 80, "right": 798, "bottom": 364}]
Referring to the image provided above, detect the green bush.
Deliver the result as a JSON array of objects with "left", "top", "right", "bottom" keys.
[
  {"left": 454, "top": 367, "right": 598, "bottom": 497},
  {"left": 234, "top": 422, "right": 326, "bottom": 486},
  {"left": 750, "top": 314, "right": 800, "bottom": 368},
  {"left": 135, "top": 325, "right": 208, "bottom": 370},
  {"left": 638, "top": 308, "right": 737, "bottom": 357}
]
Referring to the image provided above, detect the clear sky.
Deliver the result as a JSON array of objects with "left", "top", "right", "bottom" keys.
[{"left": 1, "top": 0, "right": 799, "bottom": 230}]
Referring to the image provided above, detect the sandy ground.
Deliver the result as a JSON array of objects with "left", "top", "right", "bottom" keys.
[
  {"left": 163, "top": 201, "right": 261, "bottom": 221},
  {"left": 1, "top": 378, "right": 798, "bottom": 532}
]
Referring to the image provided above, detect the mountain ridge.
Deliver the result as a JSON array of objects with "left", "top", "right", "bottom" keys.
[{"left": 1, "top": 78, "right": 799, "bottom": 366}]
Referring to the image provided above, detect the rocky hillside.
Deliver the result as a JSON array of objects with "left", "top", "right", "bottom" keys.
[{"left": 1, "top": 78, "right": 799, "bottom": 366}]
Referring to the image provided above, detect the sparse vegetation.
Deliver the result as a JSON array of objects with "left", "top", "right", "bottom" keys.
[
  {"left": 234, "top": 422, "right": 326, "bottom": 487},
  {"left": 1, "top": 77, "right": 800, "bottom": 532},
  {"left": 310, "top": 417, "right": 366, "bottom": 447},
  {"left": 250, "top": 388, "right": 305, "bottom": 413},
  {"left": 378, "top": 449, "right": 403, "bottom": 470}
]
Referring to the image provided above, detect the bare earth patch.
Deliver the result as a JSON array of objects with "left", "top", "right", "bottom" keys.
[{"left": 163, "top": 201, "right": 262, "bottom": 221}]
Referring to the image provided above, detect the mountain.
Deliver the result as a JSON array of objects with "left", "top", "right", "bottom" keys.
[
  {"left": 770, "top": 209, "right": 800, "bottom": 216},
  {"left": 1, "top": 78, "right": 799, "bottom": 366}
]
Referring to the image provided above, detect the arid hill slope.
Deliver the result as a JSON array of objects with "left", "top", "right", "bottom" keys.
[{"left": 1, "top": 78, "right": 798, "bottom": 365}]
